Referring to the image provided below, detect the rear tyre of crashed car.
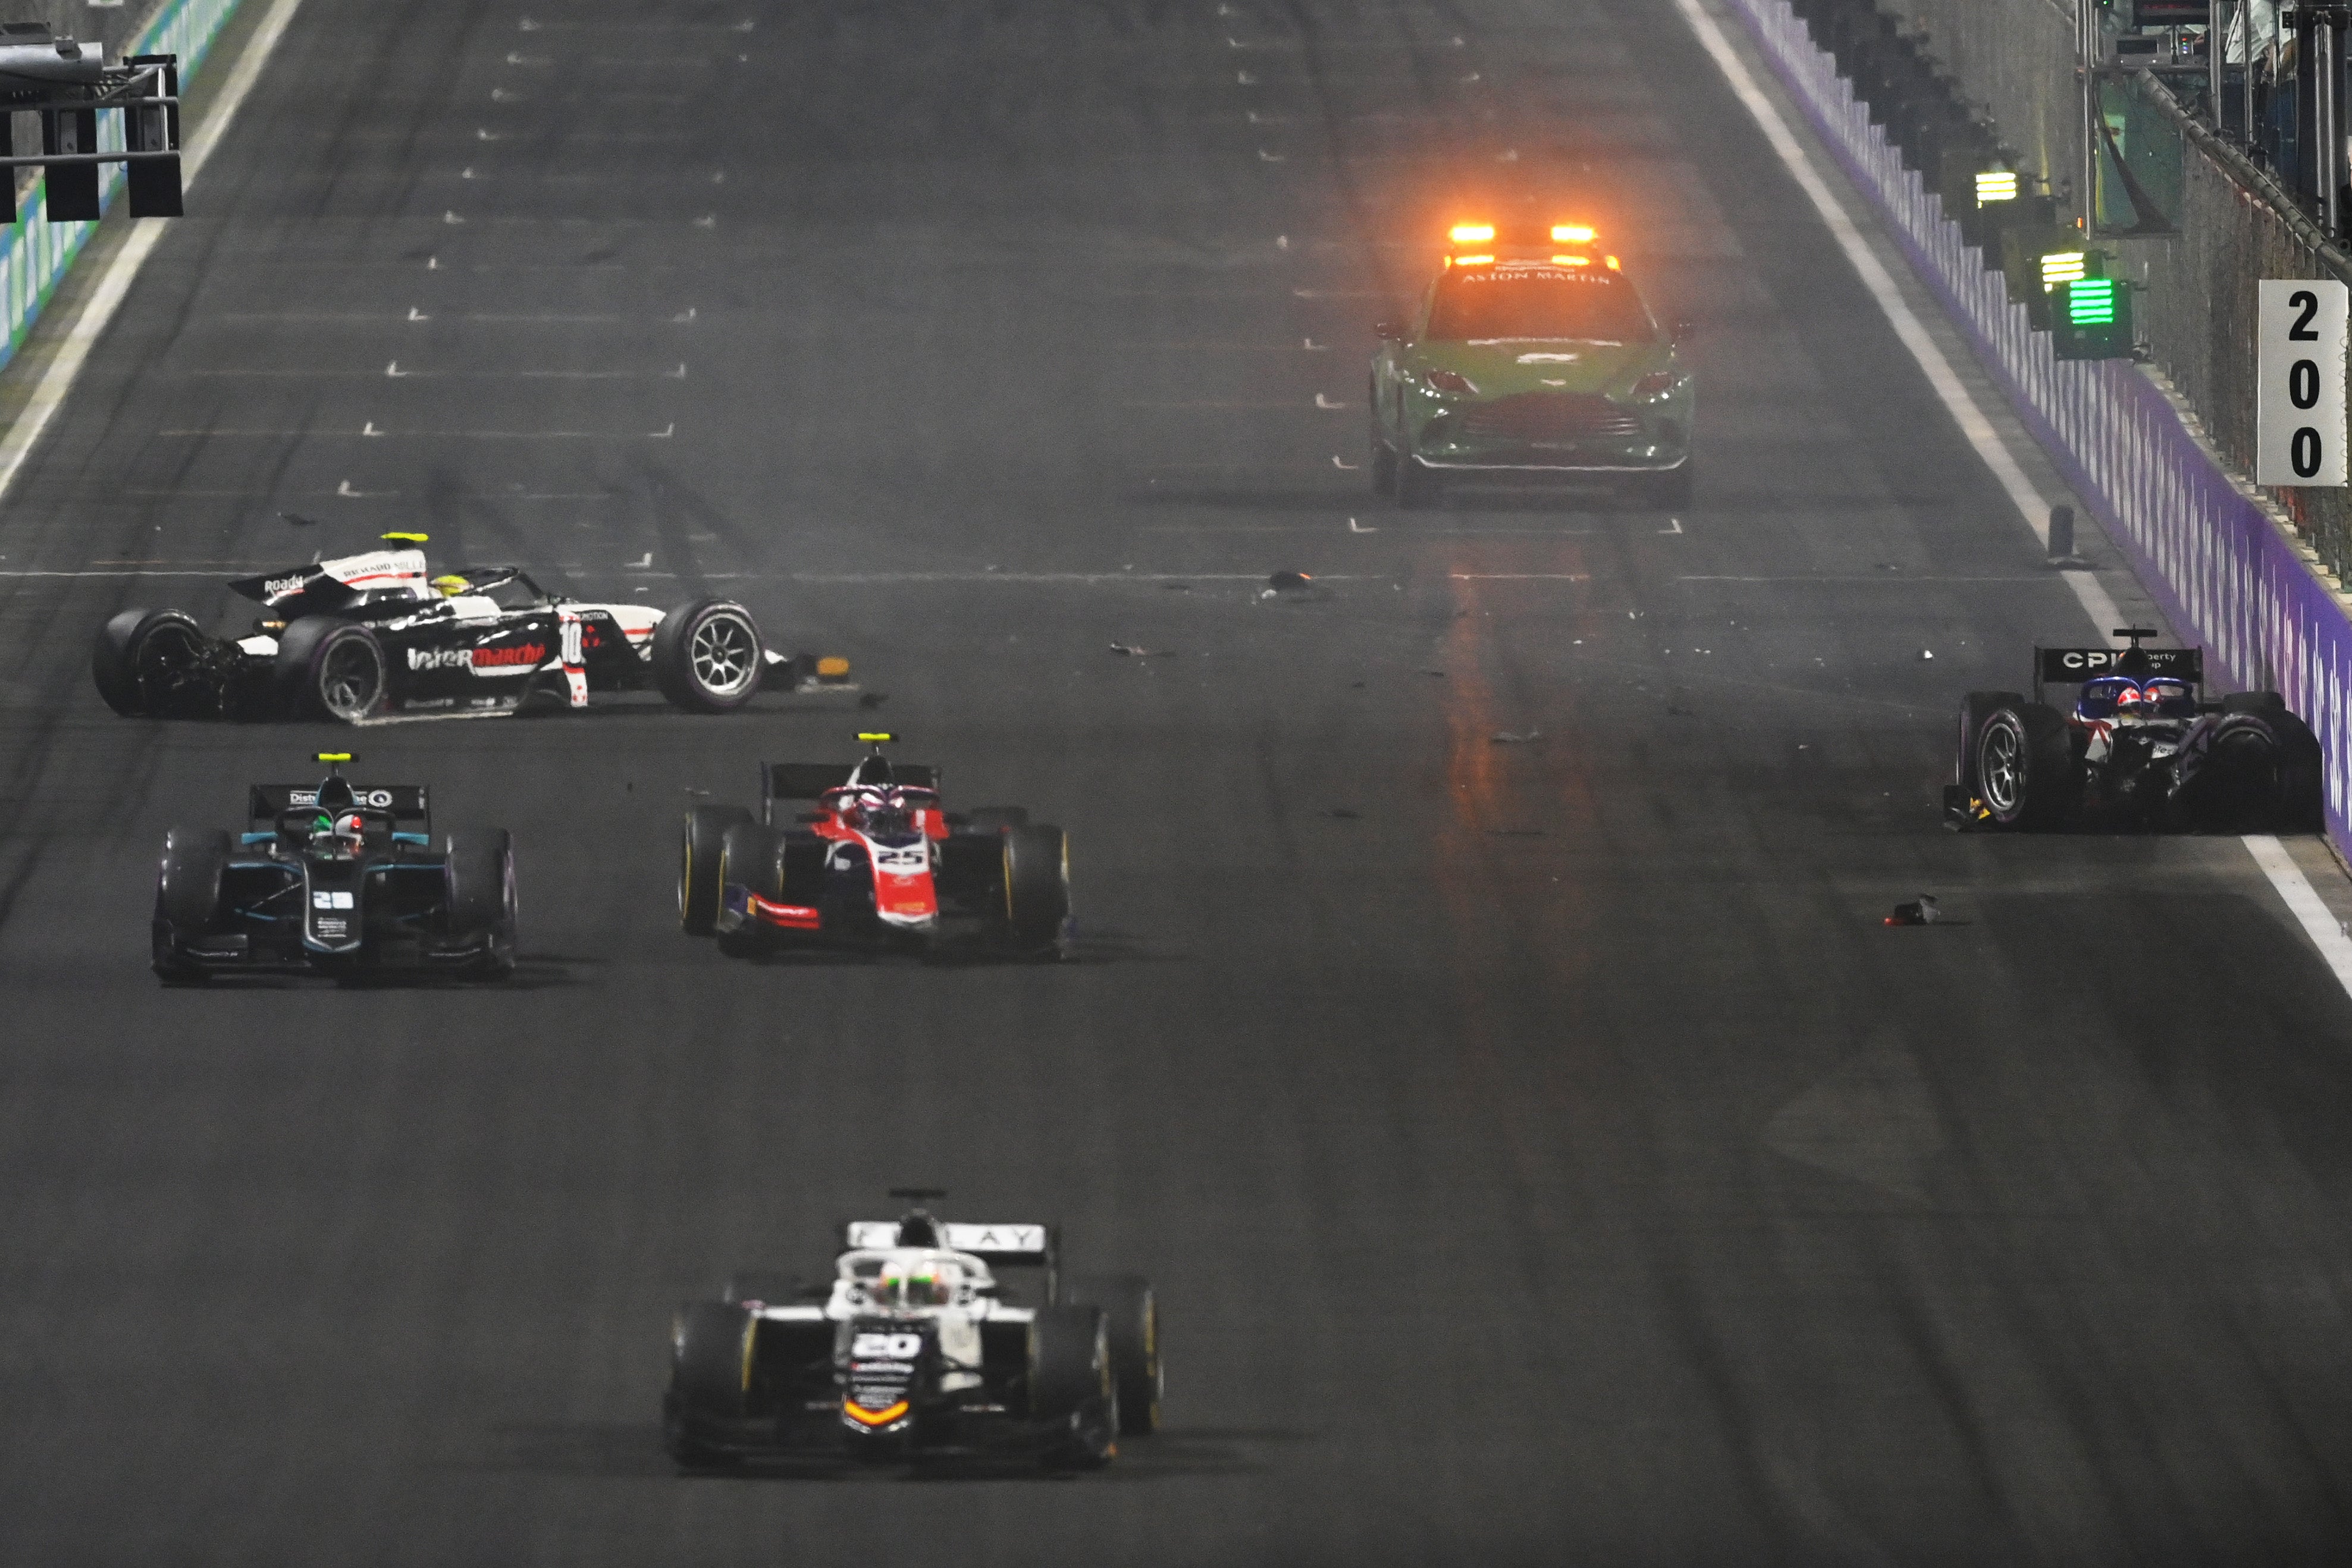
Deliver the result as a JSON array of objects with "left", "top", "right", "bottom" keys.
[
  {"left": 1972, "top": 703, "right": 2073, "bottom": 829},
  {"left": 678, "top": 804, "right": 752, "bottom": 936},
  {"left": 1029, "top": 1304, "right": 1118, "bottom": 1470},
  {"left": 444, "top": 829, "right": 518, "bottom": 979},
  {"left": 275, "top": 616, "right": 387, "bottom": 724},
  {"left": 1067, "top": 1273, "right": 1161, "bottom": 1436},
  {"left": 95, "top": 607, "right": 214, "bottom": 718},
  {"left": 2172, "top": 700, "right": 2324, "bottom": 832},
  {"left": 653, "top": 598, "right": 765, "bottom": 714},
  {"left": 1002, "top": 824, "right": 1071, "bottom": 955},
  {"left": 152, "top": 826, "right": 228, "bottom": 984}
]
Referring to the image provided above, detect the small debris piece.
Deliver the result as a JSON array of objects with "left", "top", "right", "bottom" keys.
[
  {"left": 1110, "top": 642, "right": 1173, "bottom": 657},
  {"left": 279, "top": 511, "right": 321, "bottom": 526},
  {"left": 1420, "top": 669, "right": 1447, "bottom": 678},
  {"left": 1490, "top": 729, "right": 1541, "bottom": 744},
  {"left": 1884, "top": 895, "right": 1941, "bottom": 927},
  {"left": 1269, "top": 570, "right": 1314, "bottom": 592},
  {"left": 1920, "top": 649, "right": 1934, "bottom": 660}
]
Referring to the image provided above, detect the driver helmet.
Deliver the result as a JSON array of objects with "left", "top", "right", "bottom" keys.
[
  {"left": 2111, "top": 681, "right": 2151, "bottom": 719},
  {"left": 333, "top": 810, "right": 367, "bottom": 852},
  {"left": 871, "top": 1258, "right": 956, "bottom": 1309},
  {"left": 431, "top": 574, "right": 470, "bottom": 598}
]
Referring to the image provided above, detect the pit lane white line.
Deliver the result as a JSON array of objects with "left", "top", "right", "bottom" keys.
[
  {"left": 0, "top": 0, "right": 311, "bottom": 511},
  {"left": 2242, "top": 836, "right": 2352, "bottom": 998},
  {"left": 1672, "top": 0, "right": 2127, "bottom": 641}
]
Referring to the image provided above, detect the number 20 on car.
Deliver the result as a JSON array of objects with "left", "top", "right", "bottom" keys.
[{"left": 2259, "top": 279, "right": 2349, "bottom": 488}]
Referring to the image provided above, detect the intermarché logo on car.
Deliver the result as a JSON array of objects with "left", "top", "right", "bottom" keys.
[{"left": 406, "top": 643, "right": 546, "bottom": 674}]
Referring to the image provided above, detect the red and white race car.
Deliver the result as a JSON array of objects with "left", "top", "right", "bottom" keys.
[{"left": 678, "top": 735, "right": 1071, "bottom": 958}]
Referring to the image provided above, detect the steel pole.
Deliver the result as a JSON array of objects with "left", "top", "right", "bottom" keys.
[
  {"left": 2327, "top": 9, "right": 2346, "bottom": 233},
  {"left": 2215, "top": 1, "right": 2230, "bottom": 129}
]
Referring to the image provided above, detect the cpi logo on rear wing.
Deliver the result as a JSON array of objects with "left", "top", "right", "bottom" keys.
[{"left": 2036, "top": 646, "right": 2203, "bottom": 684}]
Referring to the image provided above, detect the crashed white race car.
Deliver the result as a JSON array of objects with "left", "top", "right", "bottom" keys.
[
  {"left": 92, "top": 540, "right": 846, "bottom": 723},
  {"left": 664, "top": 1191, "right": 1160, "bottom": 1472}
]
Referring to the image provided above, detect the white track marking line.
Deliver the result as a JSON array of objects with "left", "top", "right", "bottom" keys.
[
  {"left": 0, "top": 0, "right": 308, "bottom": 510},
  {"left": 1671, "top": 0, "right": 2125, "bottom": 639},
  {"left": 2243, "top": 836, "right": 2352, "bottom": 998}
]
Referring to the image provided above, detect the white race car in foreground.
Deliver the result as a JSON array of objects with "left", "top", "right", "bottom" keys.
[{"left": 664, "top": 1191, "right": 1159, "bottom": 1472}]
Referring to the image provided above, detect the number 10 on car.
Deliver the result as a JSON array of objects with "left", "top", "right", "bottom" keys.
[{"left": 2258, "top": 280, "right": 2348, "bottom": 487}]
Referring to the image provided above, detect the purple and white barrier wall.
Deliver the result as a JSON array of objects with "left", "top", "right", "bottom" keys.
[{"left": 1720, "top": 0, "right": 2352, "bottom": 845}]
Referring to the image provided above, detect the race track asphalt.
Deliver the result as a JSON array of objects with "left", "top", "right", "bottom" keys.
[{"left": 4, "top": 0, "right": 2352, "bottom": 1563}]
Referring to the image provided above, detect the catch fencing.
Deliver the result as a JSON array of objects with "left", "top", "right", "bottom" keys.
[{"left": 1722, "top": 0, "right": 2352, "bottom": 847}]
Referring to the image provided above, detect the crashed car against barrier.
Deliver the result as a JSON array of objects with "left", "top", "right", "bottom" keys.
[
  {"left": 151, "top": 752, "right": 516, "bottom": 983},
  {"left": 93, "top": 534, "right": 846, "bottom": 723},
  {"left": 663, "top": 1190, "right": 1159, "bottom": 1472},
  {"left": 678, "top": 732, "right": 1072, "bottom": 959},
  {"left": 1946, "top": 629, "right": 2325, "bottom": 832},
  {"left": 1369, "top": 215, "right": 1695, "bottom": 508}
]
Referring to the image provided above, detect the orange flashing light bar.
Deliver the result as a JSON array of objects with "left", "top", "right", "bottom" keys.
[
  {"left": 1604, "top": 255, "right": 1620, "bottom": 271},
  {"left": 1550, "top": 254, "right": 1592, "bottom": 266},
  {"left": 1449, "top": 254, "right": 1495, "bottom": 266},
  {"left": 843, "top": 1399, "right": 911, "bottom": 1428},
  {"left": 1448, "top": 222, "right": 1495, "bottom": 243},
  {"left": 1552, "top": 224, "right": 1597, "bottom": 243}
]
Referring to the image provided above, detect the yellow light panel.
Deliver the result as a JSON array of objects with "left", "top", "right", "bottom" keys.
[{"left": 1448, "top": 223, "right": 1495, "bottom": 243}]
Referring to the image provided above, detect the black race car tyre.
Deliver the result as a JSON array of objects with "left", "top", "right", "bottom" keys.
[
  {"left": 1003, "top": 824, "right": 1070, "bottom": 953},
  {"left": 153, "top": 827, "right": 228, "bottom": 984},
  {"left": 678, "top": 805, "right": 751, "bottom": 935},
  {"left": 446, "top": 830, "right": 518, "bottom": 977},
  {"left": 652, "top": 599, "right": 764, "bottom": 713},
  {"left": 716, "top": 820, "right": 781, "bottom": 955},
  {"left": 2174, "top": 713, "right": 2294, "bottom": 832},
  {"left": 1068, "top": 1274, "right": 1161, "bottom": 1436},
  {"left": 1974, "top": 703, "right": 2074, "bottom": 829},
  {"left": 666, "top": 1300, "right": 753, "bottom": 1471},
  {"left": 721, "top": 1271, "right": 795, "bottom": 1307},
  {"left": 1956, "top": 690, "right": 2027, "bottom": 792},
  {"left": 1633, "top": 462, "right": 1693, "bottom": 510},
  {"left": 1030, "top": 1305, "right": 1117, "bottom": 1469},
  {"left": 95, "top": 609, "right": 213, "bottom": 718},
  {"left": 276, "top": 616, "right": 386, "bottom": 723},
  {"left": 2269, "top": 710, "right": 2326, "bottom": 830}
]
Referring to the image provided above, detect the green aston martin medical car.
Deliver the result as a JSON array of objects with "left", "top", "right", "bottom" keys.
[{"left": 1368, "top": 221, "right": 1694, "bottom": 507}]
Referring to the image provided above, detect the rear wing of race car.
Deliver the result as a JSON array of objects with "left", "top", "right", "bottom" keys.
[
  {"left": 2031, "top": 636, "right": 2203, "bottom": 705},
  {"left": 841, "top": 1219, "right": 1060, "bottom": 1300},
  {"left": 761, "top": 760, "right": 941, "bottom": 825},
  {"left": 249, "top": 783, "right": 431, "bottom": 833}
]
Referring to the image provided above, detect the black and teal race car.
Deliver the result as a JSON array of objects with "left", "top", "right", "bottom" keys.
[{"left": 1369, "top": 220, "right": 1694, "bottom": 507}]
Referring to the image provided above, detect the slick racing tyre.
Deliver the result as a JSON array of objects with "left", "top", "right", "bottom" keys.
[
  {"left": 93, "top": 609, "right": 212, "bottom": 718},
  {"left": 1972, "top": 703, "right": 2074, "bottom": 829},
  {"left": 153, "top": 827, "right": 228, "bottom": 984},
  {"left": 715, "top": 820, "right": 781, "bottom": 955},
  {"left": 679, "top": 805, "right": 752, "bottom": 935},
  {"left": 275, "top": 616, "right": 386, "bottom": 723},
  {"left": 1955, "top": 691, "right": 2027, "bottom": 797},
  {"left": 1068, "top": 1274, "right": 1161, "bottom": 1436},
  {"left": 666, "top": 1300, "right": 753, "bottom": 1472},
  {"left": 445, "top": 830, "right": 518, "bottom": 979},
  {"left": 652, "top": 598, "right": 764, "bottom": 713},
  {"left": 2216, "top": 695, "right": 2326, "bottom": 830},
  {"left": 1030, "top": 1305, "right": 1117, "bottom": 1470},
  {"left": 1002, "top": 824, "right": 1070, "bottom": 955}
]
